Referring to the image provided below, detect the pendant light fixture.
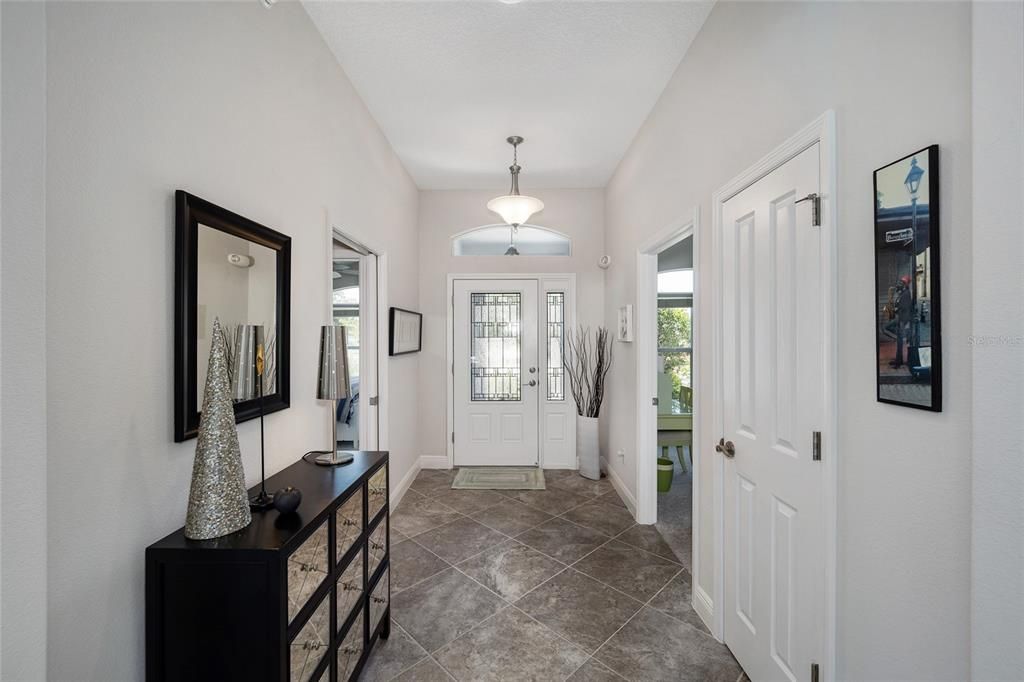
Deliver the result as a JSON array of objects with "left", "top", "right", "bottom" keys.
[{"left": 487, "top": 136, "right": 544, "bottom": 232}]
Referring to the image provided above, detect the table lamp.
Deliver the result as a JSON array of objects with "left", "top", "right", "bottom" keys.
[
  {"left": 232, "top": 324, "right": 273, "bottom": 510},
  {"left": 315, "top": 325, "right": 353, "bottom": 466}
]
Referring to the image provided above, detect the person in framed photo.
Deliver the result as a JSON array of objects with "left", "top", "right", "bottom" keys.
[{"left": 883, "top": 275, "right": 913, "bottom": 368}]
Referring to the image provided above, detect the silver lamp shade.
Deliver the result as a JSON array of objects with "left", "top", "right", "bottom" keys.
[
  {"left": 317, "top": 325, "right": 351, "bottom": 401},
  {"left": 231, "top": 324, "right": 265, "bottom": 401}
]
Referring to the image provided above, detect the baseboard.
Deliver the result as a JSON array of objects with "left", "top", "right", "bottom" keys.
[
  {"left": 419, "top": 455, "right": 450, "bottom": 470},
  {"left": 390, "top": 458, "right": 421, "bottom": 508},
  {"left": 604, "top": 461, "right": 637, "bottom": 517},
  {"left": 693, "top": 584, "right": 716, "bottom": 639}
]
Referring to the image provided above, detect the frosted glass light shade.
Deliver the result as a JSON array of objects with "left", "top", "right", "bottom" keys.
[{"left": 487, "top": 194, "right": 544, "bottom": 227}]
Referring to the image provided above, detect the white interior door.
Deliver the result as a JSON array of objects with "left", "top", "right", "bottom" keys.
[
  {"left": 720, "top": 144, "right": 824, "bottom": 680},
  {"left": 453, "top": 279, "right": 539, "bottom": 466}
]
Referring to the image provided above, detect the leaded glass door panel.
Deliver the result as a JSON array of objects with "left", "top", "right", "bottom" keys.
[{"left": 453, "top": 279, "right": 539, "bottom": 466}]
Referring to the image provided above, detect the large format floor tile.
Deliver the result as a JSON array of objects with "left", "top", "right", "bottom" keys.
[
  {"left": 358, "top": 625, "right": 429, "bottom": 682},
  {"left": 392, "top": 568, "right": 506, "bottom": 653},
  {"left": 412, "top": 516, "right": 508, "bottom": 564},
  {"left": 547, "top": 472, "right": 614, "bottom": 498},
  {"left": 391, "top": 492, "right": 462, "bottom": 538},
  {"left": 434, "top": 607, "right": 589, "bottom": 681},
  {"left": 363, "top": 468, "right": 744, "bottom": 681},
  {"left": 503, "top": 487, "right": 592, "bottom": 516},
  {"left": 594, "top": 607, "right": 742, "bottom": 682},
  {"left": 456, "top": 539, "right": 565, "bottom": 601},
  {"left": 562, "top": 501, "right": 636, "bottom": 537},
  {"left": 567, "top": 658, "right": 624, "bottom": 681},
  {"left": 473, "top": 497, "right": 554, "bottom": 536},
  {"left": 514, "top": 569, "right": 643, "bottom": 653},
  {"left": 391, "top": 538, "right": 451, "bottom": 593},
  {"left": 393, "top": 657, "right": 452, "bottom": 681},
  {"left": 409, "top": 469, "right": 456, "bottom": 497},
  {"left": 615, "top": 524, "right": 683, "bottom": 564},
  {"left": 516, "top": 517, "right": 608, "bottom": 564},
  {"left": 648, "top": 570, "right": 709, "bottom": 635},
  {"left": 431, "top": 488, "right": 508, "bottom": 515},
  {"left": 571, "top": 540, "right": 681, "bottom": 602}
]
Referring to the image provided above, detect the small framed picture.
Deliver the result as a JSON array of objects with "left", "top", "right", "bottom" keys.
[
  {"left": 389, "top": 307, "right": 422, "bottom": 356},
  {"left": 873, "top": 145, "right": 941, "bottom": 411},
  {"left": 617, "top": 304, "right": 634, "bottom": 342}
]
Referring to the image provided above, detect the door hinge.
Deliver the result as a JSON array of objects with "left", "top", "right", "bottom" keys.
[
  {"left": 451, "top": 431, "right": 455, "bottom": 444},
  {"left": 812, "top": 431, "right": 822, "bottom": 461},
  {"left": 796, "top": 192, "right": 821, "bottom": 227},
  {"left": 368, "top": 396, "right": 379, "bottom": 407},
  {"left": 811, "top": 662, "right": 820, "bottom": 682},
  {"left": 652, "top": 397, "right": 659, "bottom": 406}
]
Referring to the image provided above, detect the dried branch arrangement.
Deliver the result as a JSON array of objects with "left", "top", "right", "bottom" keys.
[{"left": 564, "top": 326, "right": 614, "bottom": 418}]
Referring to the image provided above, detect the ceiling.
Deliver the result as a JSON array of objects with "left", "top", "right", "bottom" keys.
[{"left": 303, "top": 1, "right": 714, "bottom": 190}]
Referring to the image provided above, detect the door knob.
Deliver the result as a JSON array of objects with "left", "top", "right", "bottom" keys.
[
  {"left": 716, "top": 438, "right": 736, "bottom": 458},
  {"left": 526, "top": 379, "right": 537, "bottom": 387}
]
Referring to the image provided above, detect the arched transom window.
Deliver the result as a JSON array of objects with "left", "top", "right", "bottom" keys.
[{"left": 451, "top": 224, "right": 572, "bottom": 257}]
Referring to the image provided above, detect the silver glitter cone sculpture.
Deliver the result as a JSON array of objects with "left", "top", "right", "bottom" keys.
[{"left": 184, "top": 317, "right": 252, "bottom": 540}]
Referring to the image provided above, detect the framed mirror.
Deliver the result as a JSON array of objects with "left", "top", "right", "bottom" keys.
[{"left": 174, "top": 190, "right": 291, "bottom": 442}]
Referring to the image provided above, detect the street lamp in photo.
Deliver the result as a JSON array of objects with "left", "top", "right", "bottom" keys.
[{"left": 904, "top": 157, "right": 925, "bottom": 348}]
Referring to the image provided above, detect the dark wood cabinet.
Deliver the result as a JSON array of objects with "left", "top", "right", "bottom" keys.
[{"left": 146, "top": 452, "right": 390, "bottom": 682}]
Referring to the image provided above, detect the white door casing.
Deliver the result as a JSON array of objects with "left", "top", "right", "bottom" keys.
[
  {"left": 453, "top": 279, "right": 540, "bottom": 466},
  {"left": 359, "top": 251, "right": 379, "bottom": 448},
  {"left": 719, "top": 144, "right": 825, "bottom": 680}
]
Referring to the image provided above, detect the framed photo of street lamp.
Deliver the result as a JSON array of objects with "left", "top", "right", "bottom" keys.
[{"left": 873, "top": 145, "right": 941, "bottom": 411}]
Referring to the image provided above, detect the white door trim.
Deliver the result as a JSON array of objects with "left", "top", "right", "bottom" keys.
[
  {"left": 635, "top": 208, "right": 699, "bottom": 523},
  {"left": 446, "top": 272, "right": 578, "bottom": 470},
  {"left": 709, "top": 110, "right": 837, "bottom": 676},
  {"left": 326, "top": 223, "right": 390, "bottom": 452}
]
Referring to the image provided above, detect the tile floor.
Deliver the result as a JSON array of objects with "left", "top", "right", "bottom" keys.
[{"left": 360, "top": 469, "right": 744, "bottom": 682}]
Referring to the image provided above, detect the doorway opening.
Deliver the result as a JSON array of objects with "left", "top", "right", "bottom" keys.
[
  {"left": 654, "top": 236, "right": 695, "bottom": 567},
  {"left": 635, "top": 209, "right": 704, "bottom": 623},
  {"left": 330, "top": 229, "right": 382, "bottom": 451}
]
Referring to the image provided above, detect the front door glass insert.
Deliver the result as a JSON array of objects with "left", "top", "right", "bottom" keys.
[{"left": 470, "top": 293, "right": 522, "bottom": 401}]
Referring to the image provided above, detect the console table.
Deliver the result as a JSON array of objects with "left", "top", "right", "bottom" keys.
[{"left": 146, "top": 451, "right": 390, "bottom": 682}]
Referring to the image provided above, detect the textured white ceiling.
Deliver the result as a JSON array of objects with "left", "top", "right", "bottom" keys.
[{"left": 303, "top": 1, "right": 714, "bottom": 189}]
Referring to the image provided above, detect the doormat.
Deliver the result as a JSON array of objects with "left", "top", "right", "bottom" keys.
[{"left": 451, "top": 467, "right": 546, "bottom": 491}]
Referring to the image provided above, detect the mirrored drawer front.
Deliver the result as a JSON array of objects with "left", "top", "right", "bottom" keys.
[
  {"left": 289, "top": 593, "right": 330, "bottom": 682},
  {"left": 336, "top": 611, "right": 363, "bottom": 682},
  {"left": 370, "top": 568, "right": 389, "bottom": 635},
  {"left": 368, "top": 467, "right": 387, "bottom": 520},
  {"left": 288, "top": 520, "right": 330, "bottom": 624},
  {"left": 367, "top": 521, "right": 387, "bottom": 578},
  {"left": 335, "top": 488, "right": 364, "bottom": 561},
  {"left": 336, "top": 548, "right": 363, "bottom": 627}
]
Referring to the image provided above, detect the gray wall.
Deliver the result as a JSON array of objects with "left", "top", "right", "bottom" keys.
[
  {"left": 971, "top": 1, "right": 1024, "bottom": 677},
  {"left": 602, "top": 2, "right": 972, "bottom": 678},
  {"left": 41, "top": 2, "right": 419, "bottom": 679},
  {"left": 1, "top": 2, "right": 49, "bottom": 679}
]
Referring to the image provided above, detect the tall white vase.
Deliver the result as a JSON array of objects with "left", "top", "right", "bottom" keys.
[{"left": 577, "top": 416, "right": 601, "bottom": 480}]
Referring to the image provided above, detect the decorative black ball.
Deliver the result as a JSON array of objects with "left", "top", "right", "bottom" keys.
[{"left": 272, "top": 486, "right": 302, "bottom": 515}]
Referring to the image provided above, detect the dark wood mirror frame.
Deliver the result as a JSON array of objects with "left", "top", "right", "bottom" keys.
[{"left": 174, "top": 190, "right": 291, "bottom": 442}]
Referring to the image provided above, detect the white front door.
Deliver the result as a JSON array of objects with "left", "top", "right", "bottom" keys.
[
  {"left": 720, "top": 144, "right": 825, "bottom": 680},
  {"left": 453, "top": 279, "right": 540, "bottom": 466}
]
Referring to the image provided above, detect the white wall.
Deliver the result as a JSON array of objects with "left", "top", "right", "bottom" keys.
[
  {"left": 602, "top": 2, "right": 972, "bottom": 678},
  {"left": 971, "top": 1, "right": 1024, "bottom": 677},
  {"left": 42, "top": 2, "right": 418, "bottom": 679},
  {"left": 416, "top": 189, "right": 605, "bottom": 462},
  {"left": 0, "top": 3, "right": 49, "bottom": 679}
]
